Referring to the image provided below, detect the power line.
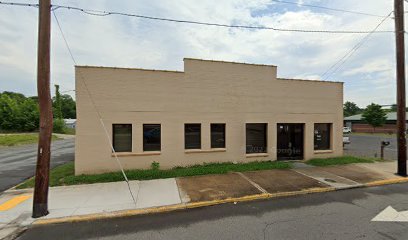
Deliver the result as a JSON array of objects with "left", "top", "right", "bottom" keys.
[
  {"left": 52, "top": 10, "right": 138, "bottom": 206},
  {"left": 0, "top": 0, "right": 390, "bottom": 19},
  {"left": 270, "top": 0, "right": 388, "bottom": 18},
  {"left": 0, "top": 1, "right": 37, "bottom": 7},
  {"left": 50, "top": 4, "right": 394, "bottom": 34},
  {"left": 0, "top": 1, "right": 394, "bottom": 34},
  {"left": 321, "top": 11, "right": 393, "bottom": 80}
]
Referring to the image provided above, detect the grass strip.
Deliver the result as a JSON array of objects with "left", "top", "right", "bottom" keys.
[
  {"left": 16, "top": 160, "right": 291, "bottom": 189},
  {"left": 307, "top": 156, "right": 380, "bottom": 166},
  {"left": 0, "top": 133, "right": 60, "bottom": 146},
  {"left": 17, "top": 156, "right": 384, "bottom": 189}
]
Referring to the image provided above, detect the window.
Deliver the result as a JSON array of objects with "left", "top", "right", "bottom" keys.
[
  {"left": 246, "top": 123, "right": 267, "bottom": 154},
  {"left": 143, "top": 124, "right": 161, "bottom": 151},
  {"left": 112, "top": 124, "right": 132, "bottom": 152},
  {"left": 314, "top": 123, "right": 331, "bottom": 150},
  {"left": 211, "top": 124, "right": 226, "bottom": 148},
  {"left": 185, "top": 124, "right": 201, "bottom": 149}
]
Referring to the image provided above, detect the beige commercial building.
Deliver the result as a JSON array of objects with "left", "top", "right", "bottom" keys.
[{"left": 75, "top": 58, "right": 343, "bottom": 175}]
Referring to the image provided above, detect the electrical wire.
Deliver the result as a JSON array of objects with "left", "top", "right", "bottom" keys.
[
  {"left": 321, "top": 11, "right": 393, "bottom": 80},
  {"left": 0, "top": 1, "right": 394, "bottom": 34},
  {"left": 52, "top": 10, "right": 138, "bottom": 206},
  {"left": 50, "top": 4, "right": 394, "bottom": 34},
  {"left": 0, "top": 1, "right": 37, "bottom": 7},
  {"left": 0, "top": 0, "right": 389, "bottom": 19}
]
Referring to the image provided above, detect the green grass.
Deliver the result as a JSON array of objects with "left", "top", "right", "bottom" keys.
[
  {"left": 16, "top": 160, "right": 291, "bottom": 189},
  {"left": 16, "top": 156, "right": 385, "bottom": 189},
  {"left": 0, "top": 133, "right": 61, "bottom": 146},
  {"left": 17, "top": 162, "right": 75, "bottom": 189},
  {"left": 62, "top": 128, "right": 76, "bottom": 135},
  {"left": 307, "top": 156, "right": 380, "bottom": 166}
]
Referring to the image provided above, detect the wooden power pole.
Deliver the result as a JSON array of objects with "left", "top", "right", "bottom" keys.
[
  {"left": 33, "top": 0, "right": 53, "bottom": 218},
  {"left": 395, "top": 0, "right": 407, "bottom": 176}
]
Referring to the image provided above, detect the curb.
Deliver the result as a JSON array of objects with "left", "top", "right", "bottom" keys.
[
  {"left": 27, "top": 178, "right": 408, "bottom": 226},
  {"left": 364, "top": 177, "right": 408, "bottom": 187},
  {"left": 33, "top": 187, "right": 335, "bottom": 225}
]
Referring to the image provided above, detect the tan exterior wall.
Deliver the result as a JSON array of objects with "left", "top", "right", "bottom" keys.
[{"left": 75, "top": 58, "right": 343, "bottom": 175}]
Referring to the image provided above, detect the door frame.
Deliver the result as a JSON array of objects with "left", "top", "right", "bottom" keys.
[{"left": 276, "top": 123, "right": 305, "bottom": 160}]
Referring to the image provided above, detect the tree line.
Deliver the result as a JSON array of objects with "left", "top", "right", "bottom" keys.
[{"left": 0, "top": 89, "right": 76, "bottom": 132}]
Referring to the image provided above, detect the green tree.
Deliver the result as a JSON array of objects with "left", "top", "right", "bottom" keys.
[
  {"left": 362, "top": 103, "right": 387, "bottom": 132},
  {"left": 0, "top": 91, "right": 40, "bottom": 132},
  {"left": 17, "top": 98, "right": 39, "bottom": 131},
  {"left": 391, "top": 104, "right": 397, "bottom": 112},
  {"left": 54, "top": 85, "right": 63, "bottom": 119},
  {"left": 60, "top": 94, "right": 76, "bottom": 119},
  {"left": 0, "top": 94, "right": 19, "bottom": 130},
  {"left": 343, "top": 101, "right": 361, "bottom": 117},
  {"left": 52, "top": 94, "right": 76, "bottom": 119},
  {"left": 1, "top": 91, "right": 26, "bottom": 103}
]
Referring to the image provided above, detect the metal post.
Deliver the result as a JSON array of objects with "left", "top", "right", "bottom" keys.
[
  {"left": 33, "top": 0, "right": 52, "bottom": 218},
  {"left": 381, "top": 145, "right": 384, "bottom": 160},
  {"left": 394, "top": 0, "right": 407, "bottom": 176}
]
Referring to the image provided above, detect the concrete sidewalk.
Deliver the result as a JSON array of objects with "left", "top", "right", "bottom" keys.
[{"left": 1, "top": 161, "right": 407, "bottom": 239}]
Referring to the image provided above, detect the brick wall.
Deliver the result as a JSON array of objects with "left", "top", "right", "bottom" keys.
[{"left": 352, "top": 123, "right": 396, "bottom": 134}]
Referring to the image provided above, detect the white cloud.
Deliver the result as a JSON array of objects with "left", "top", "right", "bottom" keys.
[
  {"left": 0, "top": 0, "right": 399, "bottom": 107},
  {"left": 342, "top": 59, "right": 393, "bottom": 76}
]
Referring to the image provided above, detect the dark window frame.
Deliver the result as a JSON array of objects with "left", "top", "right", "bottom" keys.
[
  {"left": 246, "top": 123, "right": 268, "bottom": 154},
  {"left": 112, "top": 124, "right": 132, "bottom": 152},
  {"left": 211, "top": 123, "right": 226, "bottom": 149},
  {"left": 314, "top": 123, "right": 332, "bottom": 150},
  {"left": 143, "top": 124, "right": 161, "bottom": 152},
  {"left": 184, "top": 123, "right": 201, "bottom": 150}
]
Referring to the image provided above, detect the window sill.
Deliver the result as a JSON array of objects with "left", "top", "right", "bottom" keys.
[
  {"left": 185, "top": 148, "right": 226, "bottom": 154},
  {"left": 314, "top": 150, "right": 333, "bottom": 154},
  {"left": 112, "top": 151, "right": 161, "bottom": 157},
  {"left": 246, "top": 153, "right": 268, "bottom": 158}
]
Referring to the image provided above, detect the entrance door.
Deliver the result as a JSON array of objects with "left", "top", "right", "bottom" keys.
[{"left": 277, "top": 123, "right": 304, "bottom": 160}]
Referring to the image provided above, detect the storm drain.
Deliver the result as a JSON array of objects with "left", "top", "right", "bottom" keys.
[{"left": 324, "top": 178, "right": 337, "bottom": 183}]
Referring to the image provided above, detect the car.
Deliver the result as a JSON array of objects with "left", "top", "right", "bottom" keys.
[
  {"left": 343, "top": 135, "right": 350, "bottom": 147},
  {"left": 343, "top": 127, "right": 352, "bottom": 134}
]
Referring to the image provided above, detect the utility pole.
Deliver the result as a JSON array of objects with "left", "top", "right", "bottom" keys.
[
  {"left": 394, "top": 0, "right": 407, "bottom": 176},
  {"left": 33, "top": 0, "right": 52, "bottom": 218}
]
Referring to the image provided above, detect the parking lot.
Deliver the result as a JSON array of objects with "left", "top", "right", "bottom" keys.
[{"left": 344, "top": 134, "right": 398, "bottom": 160}]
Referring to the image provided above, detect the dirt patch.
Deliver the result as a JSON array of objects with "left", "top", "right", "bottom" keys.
[
  {"left": 176, "top": 173, "right": 262, "bottom": 202},
  {"left": 321, "top": 165, "right": 387, "bottom": 183},
  {"left": 242, "top": 169, "right": 329, "bottom": 193}
]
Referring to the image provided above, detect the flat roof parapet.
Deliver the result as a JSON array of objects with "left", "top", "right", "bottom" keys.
[{"left": 183, "top": 58, "right": 277, "bottom": 67}]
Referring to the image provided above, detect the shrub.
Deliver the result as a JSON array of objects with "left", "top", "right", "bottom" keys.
[
  {"left": 53, "top": 118, "right": 66, "bottom": 133},
  {"left": 151, "top": 161, "right": 160, "bottom": 171}
]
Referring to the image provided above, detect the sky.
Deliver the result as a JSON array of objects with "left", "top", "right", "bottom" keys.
[{"left": 0, "top": 0, "right": 400, "bottom": 108}]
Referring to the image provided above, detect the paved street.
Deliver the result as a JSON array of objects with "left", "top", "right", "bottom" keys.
[
  {"left": 0, "top": 138, "right": 74, "bottom": 192},
  {"left": 344, "top": 134, "right": 398, "bottom": 160},
  {"left": 16, "top": 182, "right": 408, "bottom": 240}
]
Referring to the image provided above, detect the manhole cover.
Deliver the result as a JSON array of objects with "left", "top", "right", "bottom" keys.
[{"left": 324, "top": 178, "right": 337, "bottom": 183}]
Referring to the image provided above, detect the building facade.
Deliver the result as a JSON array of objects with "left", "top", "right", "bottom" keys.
[
  {"left": 75, "top": 58, "right": 343, "bottom": 175},
  {"left": 344, "top": 112, "right": 408, "bottom": 134}
]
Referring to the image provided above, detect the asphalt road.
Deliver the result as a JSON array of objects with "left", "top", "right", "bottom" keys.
[
  {"left": 0, "top": 138, "right": 74, "bottom": 192},
  {"left": 344, "top": 134, "right": 398, "bottom": 160},
  {"left": 15, "top": 183, "right": 408, "bottom": 240}
]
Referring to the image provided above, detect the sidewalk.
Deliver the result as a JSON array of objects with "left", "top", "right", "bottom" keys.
[{"left": 1, "top": 161, "right": 407, "bottom": 239}]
